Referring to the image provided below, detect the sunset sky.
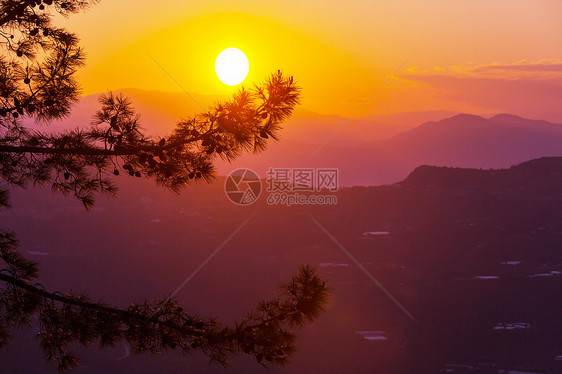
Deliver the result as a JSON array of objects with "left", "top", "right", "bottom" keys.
[{"left": 57, "top": 0, "right": 562, "bottom": 119}]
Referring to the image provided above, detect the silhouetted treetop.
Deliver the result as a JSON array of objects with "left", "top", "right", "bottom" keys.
[
  {"left": 1, "top": 2, "right": 301, "bottom": 208},
  {"left": 0, "top": 1, "right": 328, "bottom": 372},
  {"left": 1, "top": 71, "right": 300, "bottom": 208}
]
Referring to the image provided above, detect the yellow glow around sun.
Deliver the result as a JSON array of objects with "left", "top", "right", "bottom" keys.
[{"left": 215, "top": 48, "right": 250, "bottom": 86}]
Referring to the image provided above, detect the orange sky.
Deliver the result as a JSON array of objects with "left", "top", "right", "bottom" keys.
[{"left": 56, "top": 0, "right": 562, "bottom": 118}]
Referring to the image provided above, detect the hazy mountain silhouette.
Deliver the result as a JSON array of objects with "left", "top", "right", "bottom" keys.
[
  {"left": 31, "top": 89, "right": 452, "bottom": 144},
  {"left": 28, "top": 89, "right": 224, "bottom": 136},
  {"left": 361, "top": 110, "right": 458, "bottom": 128},
  {"left": 279, "top": 108, "right": 414, "bottom": 145},
  {"left": 376, "top": 113, "right": 562, "bottom": 166},
  {"left": 403, "top": 156, "right": 562, "bottom": 191},
  {"left": 489, "top": 113, "right": 562, "bottom": 135},
  {"left": 219, "top": 113, "right": 562, "bottom": 186},
  {"left": 22, "top": 89, "right": 562, "bottom": 186}
]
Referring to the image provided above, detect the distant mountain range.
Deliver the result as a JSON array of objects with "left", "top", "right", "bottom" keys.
[
  {"left": 403, "top": 157, "right": 562, "bottom": 192},
  {"left": 29, "top": 89, "right": 562, "bottom": 186},
  {"left": 218, "top": 113, "right": 562, "bottom": 185},
  {"left": 39, "top": 89, "right": 452, "bottom": 143}
]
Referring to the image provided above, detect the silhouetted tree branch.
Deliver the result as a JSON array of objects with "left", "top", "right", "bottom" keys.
[
  {"left": 0, "top": 0, "right": 329, "bottom": 371},
  {"left": 0, "top": 261, "right": 329, "bottom": 371},
  {"left": 1, "top": 74, "right": 300, "bottom": 208}
]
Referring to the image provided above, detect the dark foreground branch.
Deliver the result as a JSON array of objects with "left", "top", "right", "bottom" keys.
[{"left": 0, "top": 264, "right": 329, "bottom": 371}]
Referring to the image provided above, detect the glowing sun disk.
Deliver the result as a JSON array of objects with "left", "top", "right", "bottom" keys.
[{"left": 215, "top": 48, "right": 250, "bottom": 86}]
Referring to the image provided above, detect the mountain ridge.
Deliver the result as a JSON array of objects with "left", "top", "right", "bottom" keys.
[
  {"left": 402, "top": 156, "right": 562, "bottom": 190},
  {"left": 18, "top": 88, "right": 562, "bottom": 186}
]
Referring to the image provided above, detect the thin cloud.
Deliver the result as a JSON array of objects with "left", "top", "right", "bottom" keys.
[
  {"left": 405, "top": 60, "right": 562, "bottom": 80},
  {"left": 401, "top": 73, "right": 562, "bottom": 122},
  {"left": 472, "top": 62, "right": 562, "bottom": 74}
]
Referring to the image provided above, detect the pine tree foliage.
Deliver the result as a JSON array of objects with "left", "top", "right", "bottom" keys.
[
  {"left": 0, "top": 0, "right": 329, "bottom": 371},
  {"left": 0, "top": 250, "right": 329, "bottom": 371}
]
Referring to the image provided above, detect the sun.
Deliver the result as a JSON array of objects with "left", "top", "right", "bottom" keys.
[{"left": 215, "top": 48, "right": 249, "bottom": 86}]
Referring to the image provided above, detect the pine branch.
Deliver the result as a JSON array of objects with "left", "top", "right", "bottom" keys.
[
  {"left": 0, "top": 2, "right": 327, "bottom": 371},
  {"left": 0, "top": 264, "right": 329, "bottom": 371},
  {"left": 0, "top": 140, "right": 200, "bottom": 156},
  {"left": 0, "top": 0, "right": 36, "bottom": 27}
]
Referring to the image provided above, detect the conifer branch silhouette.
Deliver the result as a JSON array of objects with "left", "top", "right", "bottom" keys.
[{"left": 0, "top": 0, "right": 329, "bottom": 371}]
